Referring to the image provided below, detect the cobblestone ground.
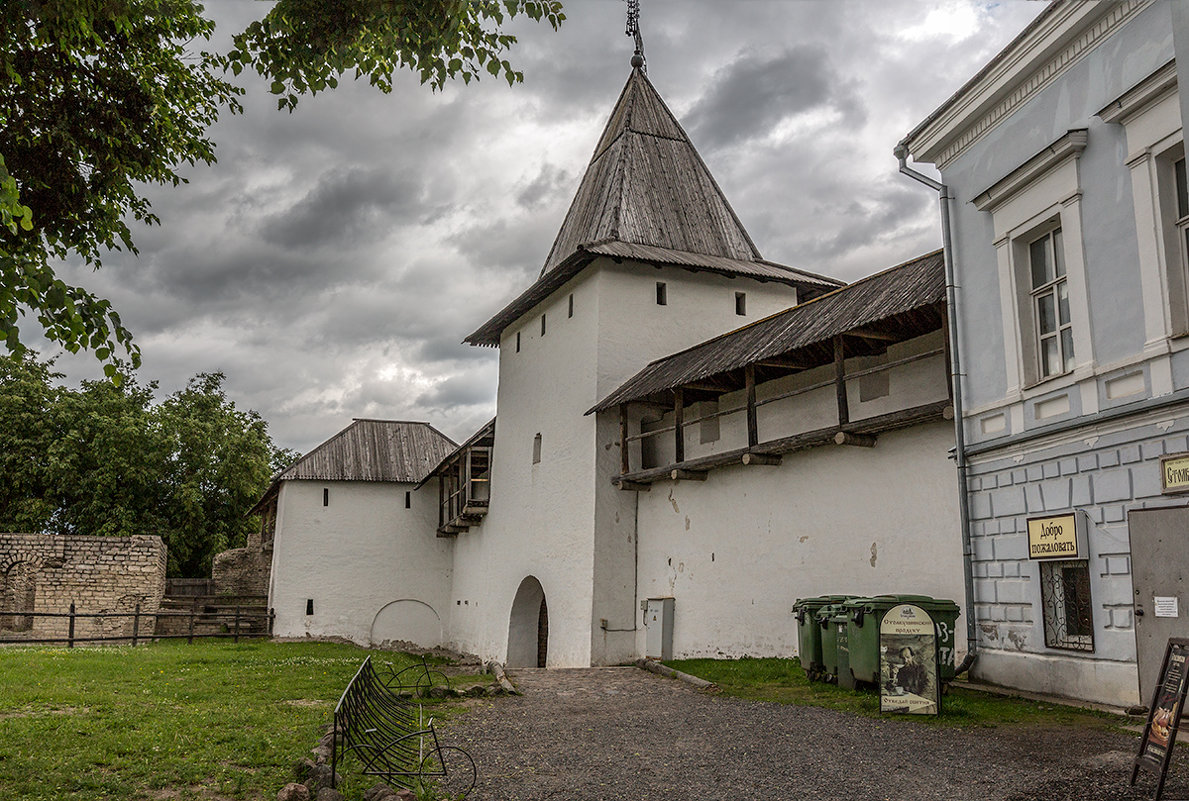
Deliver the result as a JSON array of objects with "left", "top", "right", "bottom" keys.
[{"left": 440, "top": 667, "right": 1189, "bottom": 801}]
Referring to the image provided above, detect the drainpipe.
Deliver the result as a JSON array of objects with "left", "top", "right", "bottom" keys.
[{"left": 894, "top": 144, "right": 977, "bottom": 676}]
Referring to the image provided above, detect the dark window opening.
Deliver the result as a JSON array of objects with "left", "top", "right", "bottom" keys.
[
  {"left": 735, "top": 292, "right": 747, "bottom": 316},
  {"left": 568, "top": 293, "right": 574, "bottom": 318},
  {"left": 305, "top": 599, "right": 314, "bottom": 615},
  {"left": 540, "top": 314, "right": 546, "bottom": 336},
  {"left": 1040, "top": 559, "right": 1094, "bottom": 651},
  {"left": 405, "top": 491, "right": 411, "bottom": 509},
  {"left": 515, "top": 331, "right": 521, "bottom": 352},
  {"left": 656, "top": 282, "right": 667, "bottom": 305},
  {"left": 532, "top": 433, "right": 542, "bottom": 464},
  {"left": 323, "top": 488, "right": 329, "bottom": 507}
]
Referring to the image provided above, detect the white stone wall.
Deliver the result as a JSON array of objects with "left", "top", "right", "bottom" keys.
[
  {"left": 268, "top": 479, "right": 452, "bottom": 647},
  {"left": 446, "top": 258, "right": 801, "bottom": 666},
  {"left": 633, "top": 421, "right": 965, "bottom": 660}
]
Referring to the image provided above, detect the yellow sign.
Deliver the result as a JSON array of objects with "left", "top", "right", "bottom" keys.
[
  {"left": 1162, "top": 453, "right": 1189, "bottom": 494},
  {"left": 1027, "top": 513, "right": 1081, "bottom": 560}
]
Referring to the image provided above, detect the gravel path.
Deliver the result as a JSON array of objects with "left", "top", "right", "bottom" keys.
[{"left": 439, "top": 667, "right": 1189, "bottom": 801}]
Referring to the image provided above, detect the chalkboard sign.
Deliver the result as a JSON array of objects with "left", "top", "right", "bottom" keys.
[
  {"left": 1131, "top": 638, "right": 1189, "bottom": 800},
  {"left": 879, "top": 603, "right": 941, "bottom": 716}
]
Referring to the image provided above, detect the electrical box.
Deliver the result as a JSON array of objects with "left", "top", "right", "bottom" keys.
[{"left": 645, "top": 597, "right": 675, "bottom": 661}]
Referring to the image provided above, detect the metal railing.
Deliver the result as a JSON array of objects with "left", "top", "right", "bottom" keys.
[
  {"left": 0, "top": 602, "right": 274, "bottom": 647},
  {"left": 332, "top": 656, "right": 475, "bottom": 798}
]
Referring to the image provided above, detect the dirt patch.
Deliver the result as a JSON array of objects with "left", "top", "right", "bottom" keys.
[
  {"left": 281, "top": 699, "right": 326, "bottom": 708},
  {"left": 0, "top": 706, "right": 82, "bottom": 719}
]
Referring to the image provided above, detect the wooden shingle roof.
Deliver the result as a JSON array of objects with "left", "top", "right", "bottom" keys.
[
  {"left": 277, "top": 419, "right": 456, "bottom": 483},
  {"left": 590, "top": 250, "right": 946, "bottom": 412},
  {"left": 541, "top": 68, "right": 761, "bottom": 275},
  {"left": 465, "top": 68, "right": 841, "bottom": 347}
]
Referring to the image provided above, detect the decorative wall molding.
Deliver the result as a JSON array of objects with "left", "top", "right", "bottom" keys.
[
  {"left": 973, "top": 129, "right": 1088, "bottom": 212},
  {"left": 916, "top": 0, "right": 1149, "bottom": 169}
]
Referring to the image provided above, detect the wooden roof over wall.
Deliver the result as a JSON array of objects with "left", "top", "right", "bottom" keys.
[{"left": 591, "top": 250, "right": 946, "bottom": 412}]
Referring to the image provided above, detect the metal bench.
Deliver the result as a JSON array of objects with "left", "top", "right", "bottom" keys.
[{"left": 331, "top": 656, "right": 476, "bottom": 798}]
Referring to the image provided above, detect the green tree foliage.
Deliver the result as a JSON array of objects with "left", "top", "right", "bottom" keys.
[
  {"left": 230, "top": 0, "right": 564, "bottom": 110},
  {"left": 0, "top": 1, "right": 243, "bottom": 377},
  {"left": 1, "top": 0, "right": 563, "bottom": 368},
  {"left": 0, "top": 354, "right": 297, "bottom": 577}
]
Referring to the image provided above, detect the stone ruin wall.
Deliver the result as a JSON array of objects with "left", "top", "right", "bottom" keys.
[
  {"left": 212, "top": 500, "right": 273, "bottom": 598},
  {"left": 0, "top": 533, "right": 167, "bottom": 641}
]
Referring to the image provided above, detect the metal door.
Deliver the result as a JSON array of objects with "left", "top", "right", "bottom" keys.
[{"left": 1129, "top": 506, "right": 1189, "bottom": 706}]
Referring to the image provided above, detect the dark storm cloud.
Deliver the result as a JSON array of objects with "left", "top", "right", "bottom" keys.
[
  {"left": 685, "top": 47, "right": 852, "bottom": 151},
  {"left": 416, "top": 373, "right": 497, "bottom": 409},
  {"left": 516, "top": 164, "right": 573, "bottom": 210},
  {"left": 36, "top": 0, "right": 1050, "bottom": 454},
  {"left": 259, "top": 167, "right": 428, "bottom": 249}
]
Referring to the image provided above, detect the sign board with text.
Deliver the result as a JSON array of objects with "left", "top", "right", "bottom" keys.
[
  {"left": 879, "top": 604, "right": 940, "bottom": 716},
  {"left": 1161, "top": 453, "right": 1189, "bottom": 494},
  {"left": 1026, "top": 512, "right": 1086, "bottom": 560},
  {"left": 1131, "top": 638, "right": 1189, "bottom": 800}
]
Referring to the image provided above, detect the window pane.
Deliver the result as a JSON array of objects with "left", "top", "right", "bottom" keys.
[
  {"left": 1176, "top": 158, "right": 1187, "bottom": 219},
  {"left": 1061, "top": 328, "right": 1075, "bottom": 373},
  {"left": 1030, "top": 236, "right": 1050, "bottom": 288},
  {"left": 1041, "top": 335, "right": 1059, "bottom": 377},
  {"left": 1037, "top": 291, "right": 1056, "bottom": 334},
  {"left": 1057, "top": 281, "right": 1070, "bottom": 325},
  {"left": 1053, "top": 228, "right": 1065, "bottom": 277}
]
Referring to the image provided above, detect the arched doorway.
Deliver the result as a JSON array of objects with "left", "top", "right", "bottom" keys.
[{"left": 507, "top": 576, "right": 548, "bottom": 668}]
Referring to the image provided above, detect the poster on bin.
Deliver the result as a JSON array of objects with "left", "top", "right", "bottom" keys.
[{"left": 879, "top": 603, "right": 940, "bottom": 716}]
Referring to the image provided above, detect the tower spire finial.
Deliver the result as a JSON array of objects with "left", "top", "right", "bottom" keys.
[{"left": 625, "top": 0, "right": 646, "bottom": 72}]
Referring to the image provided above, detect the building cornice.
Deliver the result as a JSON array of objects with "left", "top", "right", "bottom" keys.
[
  {"left": 1096, "top": 60, "right": 1178, "bottom": 125},
  {"left": 904, "top": 0, "right": 1149, "bottom": 169},
  {"left": 972, "top": 129, "right": 1088, "bottom": 212}
]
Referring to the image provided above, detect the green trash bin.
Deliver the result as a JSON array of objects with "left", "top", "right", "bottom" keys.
[
  {"left": 817, "top": 603, "right": 845, "bottom": 683},
  {"left": 793, "top": 595, "right": 850, "bottom": 680},
  {"left": 845, "top": 594, "right": 962, "bottom": 686},
  {"left": 833, "top": 606, "right": 856, "bottom": 690}
]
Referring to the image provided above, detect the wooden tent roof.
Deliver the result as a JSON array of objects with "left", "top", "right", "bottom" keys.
[
  {"left": 591, "top": 250, "right": 946, "bottom": 412},
  {"left": 465, "top": 68, "right": 841, "bottom": 347},
  {"left": 248, "top": 419, "right": 456, "bottom": 515}
]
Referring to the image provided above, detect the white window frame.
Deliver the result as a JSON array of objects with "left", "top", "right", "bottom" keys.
[
  {"left": 975, "top": 130, "right": 1092, "bottom": 395},
  {"left": 1027, "top": 227, "right": 1074, "bottom": 380},
  {"left": 1098, "top": 61, "right": 1183, "bottom": 355}
]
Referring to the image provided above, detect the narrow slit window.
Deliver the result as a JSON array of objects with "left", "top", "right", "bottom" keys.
[
  {"left": 735, "top": 292, "right": 747, "bottom": 316},
  {"left": 540, "top": 314, "right": 547, "bottom": 336},
  {"left": 568, "top": 293, "right": 574, "bottom": 318},
  {"left": 323, "top": 488, "right": 329, "bottom": 507},
  {"left": 532, "top": 433, "right": 542, "bottom": 464},
  {"left": 405, "top": 491, "right": 411, "bottom": 509},
  {"left": 305, "top": 599, "right": 314, "bottom": 615},
  {"left": 656, "top": 282, "right": 667, "bottom": 305},
  {"left": 516, "top": 331, "right": 521, "bottom": 353}
]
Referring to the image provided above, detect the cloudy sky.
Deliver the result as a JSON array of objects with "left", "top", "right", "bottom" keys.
[{"left": 44, "top": 0, "right": 1046, "bottom": 453}]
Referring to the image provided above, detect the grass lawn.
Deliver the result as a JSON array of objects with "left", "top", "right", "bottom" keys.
[
  {"left": 666, "top": 657, "right": 1128, "bottom": 730},
  {"left": 0, "top": 640, "right": 486, "bottom": 800}
]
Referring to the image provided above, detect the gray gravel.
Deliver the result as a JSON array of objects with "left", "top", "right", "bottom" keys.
[{"left": 437, "top": 666, "right": 1189, "bottom": 801}]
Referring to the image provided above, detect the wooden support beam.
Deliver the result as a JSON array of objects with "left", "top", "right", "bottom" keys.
[
  {"left": 617, "top": 479, "right": 651, "bottom": 492},
  {"left": 670, "top": 468, "right": 707, "bottom": 481},
  {"left": 674, "top": 389, "right": 685, "bottom": 464},
  {"left": 745, "top": 364, "right": 758, "bottom": 448},
  {"left": 619, "top": 404, "right": 630, "bottom": 475},
  {"left": 845, "top": 327, "right": 899, "bottom": 342},
  {"left": 941, "top": 304, "right": 954, "bottom": 402},
  {"left": 684, "top": 381, "right": 732, "bottom": 394},
  {"left": 757, "top": 356, "right": 810, "bottom": 370},
  {"left": 833, "top": 431, "right": 877, "bottom": 447},
  {"left": 833, "top": 336, "right": 849, "bottom": 426},
  {"left": 741, "top": 452, "right": 781, "bottom": 466}
]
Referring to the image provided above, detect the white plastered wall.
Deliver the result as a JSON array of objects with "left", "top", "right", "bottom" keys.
[
  {"left": 268, "top": 479, "right": 452, "bottom": 646},
  {"left": 634, "top": 421, "right": 966, "bottom": 660},
  {"left": 446, "top": 258, "right": 802, "bottom": 666}
]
